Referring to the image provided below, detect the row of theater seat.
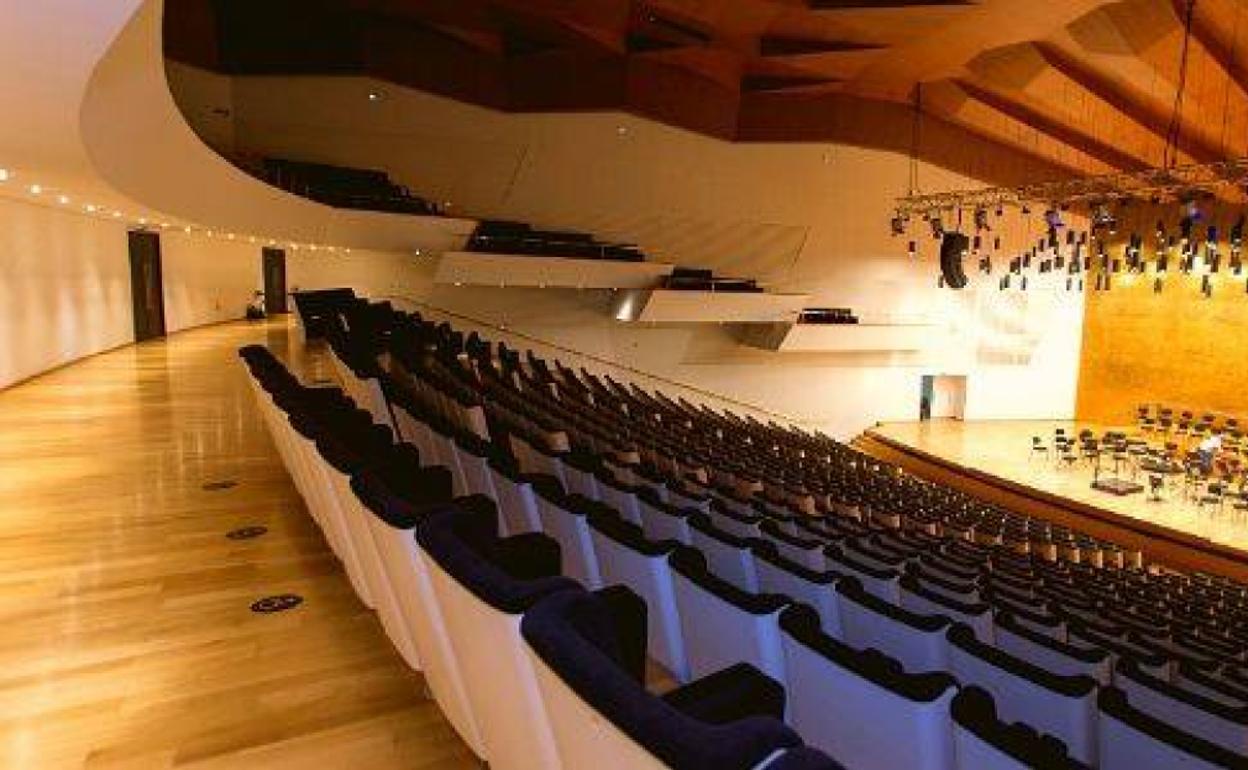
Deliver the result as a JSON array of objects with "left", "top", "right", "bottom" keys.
[
  {"left": 239, "top": 344, "right": 841, "bottom": 770},
  {"left": 269, "top": 295, "right": 1248, "bottom": 768}
]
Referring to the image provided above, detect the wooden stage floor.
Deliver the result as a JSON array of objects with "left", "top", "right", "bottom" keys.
[
  {"left": 865, "top": 420, "right": 1248, "bottom": 579},
  {"left": 0, "top": 320, "right": 475, "bottom": 769}
]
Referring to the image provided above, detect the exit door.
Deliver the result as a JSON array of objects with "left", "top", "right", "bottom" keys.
[
  {"left": 920, "top": 375, "right": 967, "bottom": 420},
  {"left": 128, "top": 230, "right": 166, "bottom": 341},
  {"left": 262, "top": 247, "right": 288, "bottom": 314}
]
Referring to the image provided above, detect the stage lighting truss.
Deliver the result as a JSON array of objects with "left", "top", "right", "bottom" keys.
[{"left": 892, "top": 158, "right": 1248, "bottom": 221}]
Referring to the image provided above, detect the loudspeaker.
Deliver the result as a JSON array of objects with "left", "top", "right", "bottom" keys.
[{"left": 939, "top": 232, "right": 970, "bottom": 289}]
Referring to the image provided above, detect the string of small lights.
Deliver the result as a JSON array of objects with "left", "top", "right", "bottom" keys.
[{"left": 0, "top": 164, "right": 357, "bottom": 255}]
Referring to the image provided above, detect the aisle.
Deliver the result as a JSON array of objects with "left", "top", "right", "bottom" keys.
[{"left": 0, "top": 319, "right": 474, "bottom": 769}]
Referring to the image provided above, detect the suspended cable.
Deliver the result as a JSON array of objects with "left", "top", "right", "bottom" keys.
[
  {"left": 1220, "top": 0, "right": 1244, "bottom": 158},
  {"left": 909, "top": 83, "right": 923, "bottom": 195},
  {"left": 1164, "top": 0, "right": 1198, "bottom": 169}
]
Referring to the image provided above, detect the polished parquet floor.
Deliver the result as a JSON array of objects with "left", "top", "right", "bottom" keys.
[
  {"left": 870, "top": 419, "right": 1248, "bottom": 557},
  {"left": 0, "top": 320, "right": 475, "bottom": 769}
]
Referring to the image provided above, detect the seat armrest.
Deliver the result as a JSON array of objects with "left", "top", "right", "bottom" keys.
[
  {"left": 662, "top": 663, "right": 786, "bottom": 724},
  {"left": 592, "top": 585, "right": 649, "bottom": 685}
]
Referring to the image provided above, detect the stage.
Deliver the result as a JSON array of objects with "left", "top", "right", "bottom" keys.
[{"left": 860, "top": 420, "right": 1248, "bottom": 581}]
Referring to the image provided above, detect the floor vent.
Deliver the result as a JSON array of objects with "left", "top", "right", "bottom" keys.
[
  {"left": 250, "top": 594, "right": 303, "bottom": 614},
  {"left": 226, "top": 526, "right": 268, "bottom": 540}
]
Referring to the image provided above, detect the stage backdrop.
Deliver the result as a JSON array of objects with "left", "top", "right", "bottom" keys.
[{"left": 1077, "top": 222, "right": 1248, "bottom": 424}]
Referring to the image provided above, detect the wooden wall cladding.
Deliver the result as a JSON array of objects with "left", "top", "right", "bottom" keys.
[{"left": 1076, "top": 258, "right": 1248, "bottom": 425}]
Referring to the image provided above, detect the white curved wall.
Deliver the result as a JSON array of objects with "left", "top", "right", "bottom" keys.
[
  {"left": 0, "top": 0, "right": 459, "bottom": 388},
  {"left": 0, "top": 0, "right": 1087, "bottom": 435},
  {"left": 195, "top": 71, "right": 1086, "bottom": 436}
]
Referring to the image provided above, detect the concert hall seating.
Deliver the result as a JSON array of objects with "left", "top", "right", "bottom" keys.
[
  {"left": 260, "top": 157, "right": 439, "bottom": 215},
  {"left": 246, "top": 296, "right": 1248, "bottom": 768},
  {"left": 468, "top": 220, "right": 646, "bottom": 262}
]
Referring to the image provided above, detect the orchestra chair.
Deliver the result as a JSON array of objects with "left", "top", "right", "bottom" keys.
[
  {"left": 1029, "top": 437, "right": 1049, "bottom": 463},
  {"left": 1197, "top": 481, "right": 1226, "bottom": 515},
  {"left": 1147, "top": 474, "right": 1165, "bottom": 503}
]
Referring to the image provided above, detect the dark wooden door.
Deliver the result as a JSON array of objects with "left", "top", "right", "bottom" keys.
[
  {"left": 128, "top": 231, "right": 166, "bottom": 341},
  {"left": 262, "top": 248, "right": 288, "bottom": 314}
]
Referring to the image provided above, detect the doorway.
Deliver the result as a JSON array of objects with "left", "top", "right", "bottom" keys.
[
  {"left": 920, "top": 375, "right": 967, "bottom": 421},
  {"left": 262, "top": 247, "right": 288, "bottom": 314},
  {"left": 128, "top": 230, "right": 166, "bottom": 341}
]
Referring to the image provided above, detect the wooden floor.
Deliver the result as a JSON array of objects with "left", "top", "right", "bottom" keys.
[
  {"left": 0, "top": 320, "right": 476, "bottom": 769},
  {"left": 867, "top": 420, "right": 1248, "bottom": 574}
]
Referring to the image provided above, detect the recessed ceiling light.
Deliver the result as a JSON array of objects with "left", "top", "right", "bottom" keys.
[
  {"left": 617, "top": 126, "right": 628, "bottom": 135},
  {"left": 138, "top": 217, "right": 148, "bottom": 225},
  {"left": 28, "top": 184, "right": 42, "bottom": 194},
  {"left": 367, "top": 91, "right": 382, "bottom": 102},
  {"left": 84, "top": 204, "right": 97, "bottom": 213},
  {"left": 0, "top": 168, "right": 11, "bottom": 182},
  {"left": 226, "top": 233, "right": 235, "bottom": 240},
  {"left": 57, "top": 194, "right": 70, "bottom": 205},
  {"left": 184, "top": 226, "right": 192, "bottom": 233},
  {"left": 111, "top": 211, "right": 121, "bottom": 218}
]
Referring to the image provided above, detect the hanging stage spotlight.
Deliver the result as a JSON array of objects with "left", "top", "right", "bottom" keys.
[
  {"left": 939, "top": 232, "right": 970, "bottom": 289},
  {"left": 1092, "top": 203, "right": 1117, "bottom": 234},
  {"left": 1207, "top": 226, "right": 1221, "bottom": 273},
  {"left": 1045, "top": 208, "right": 1064, "bottom": 241},
  {"left": 890, "top": 214, "right": 908, "bottom": 237}
]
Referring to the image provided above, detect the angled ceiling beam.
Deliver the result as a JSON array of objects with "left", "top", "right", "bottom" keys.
[
  {"left": 1033, "top": 41, "right": 1223, "bottom": 164},
  {"left": 807, "top": 0, "right": 972, "bottom": 8},
  {"left": 921, "top": 79, "right": 1108, "bottom": 177},
  {"left": 1172, "top": 0, "right": 1248, "bottom": 97},
  {"left": 741, "top": 73, "right": 840, "bottom": 92},
  {"left": 956, "top": 77, "right": 1149, "bottom": 171},
  {"left": 758, "top": 35, "right": 882, "bottom": 57}
]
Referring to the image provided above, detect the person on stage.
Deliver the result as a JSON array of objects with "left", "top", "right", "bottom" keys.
[{"left": 1197, "top": 431, "right": 1224, "bottom": 475}]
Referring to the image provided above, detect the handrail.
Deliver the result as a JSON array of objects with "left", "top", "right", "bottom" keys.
[{"left": 377, "top": 293, "right": 821, "bottom": 433}]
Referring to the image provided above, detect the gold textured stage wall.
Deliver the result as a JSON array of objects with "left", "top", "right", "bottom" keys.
[{"left": 1077, "top": 243, "right": 1248, "bottom": 425}]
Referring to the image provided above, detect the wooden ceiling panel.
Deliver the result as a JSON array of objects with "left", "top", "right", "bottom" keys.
[{"left": 169, "top": 0, "right": 1248, "bottom": 182}]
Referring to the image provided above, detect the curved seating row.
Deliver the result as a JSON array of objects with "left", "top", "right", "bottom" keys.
[{"left": 239, "top": 345, "right": 841, "bottom": 770}]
